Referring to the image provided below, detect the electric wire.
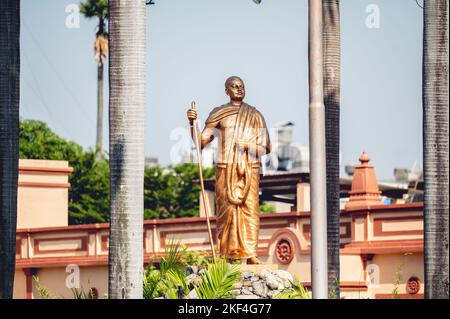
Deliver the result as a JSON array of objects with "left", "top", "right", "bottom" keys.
[
  {"left": 23, "top": 21, "right": 96, "bottom": 126},
  {"left": 22, "top": 48, "right": 60, "bottom": 133}
]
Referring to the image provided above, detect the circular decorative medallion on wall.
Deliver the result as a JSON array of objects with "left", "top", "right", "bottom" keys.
[
  {"left": 275, "top": 238, "right": 295, "bottom": 264},
  {"left": 406, "top": 276, "right": 420, "bottom": 295}
]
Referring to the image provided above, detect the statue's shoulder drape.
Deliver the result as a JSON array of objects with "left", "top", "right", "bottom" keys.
[{"left": 205, "top": 104, "right": 240, "bottom": 125}]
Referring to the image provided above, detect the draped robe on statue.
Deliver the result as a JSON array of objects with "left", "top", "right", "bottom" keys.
[{"left": 204, "top": 103, "right": 271, "bottom": 260}]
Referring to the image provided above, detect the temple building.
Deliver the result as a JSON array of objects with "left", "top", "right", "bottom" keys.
[{"left": 13, "top": 153, "right": 424, "bottom": 299}]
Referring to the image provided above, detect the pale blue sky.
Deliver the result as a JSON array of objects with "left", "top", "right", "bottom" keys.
[{"left": 20, "top": 0, "right": 424, "bottom": 179}]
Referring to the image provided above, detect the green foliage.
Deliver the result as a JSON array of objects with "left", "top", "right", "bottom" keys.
[
  {"left": 143, "top": 267, "right": 164, "bottom": 299},
  {"left": 143, "top": 165, "right": 174, "bottom": 219},
  {"left": 172, "top": 164, "right": 215, "bottom": 217},
  {"left": 274, "top": 275, "right": 311, "bottom": 299},
  {"left": 68, "top": 151, "right": 110, "bottom": 224},
  {"left": 143, "top": 241, "right": 189, "bottom": 299},
  {"left": 33, "top": 276, "right": 57, "bottom": 299},
  {"left": 143, "top": 242, "right": 240, "bottom": 300},
  {"left": 260, "top": 202, "right": 276, "bottom": 213},
  {"left": 33, "top": 275, "right": 98, "bottom": 299},
  {"left": 392, "top": 261, "right": 405, "bottom": 299},
  {"left": 80, "top": 0, "right": 109, "bottom": 20},
  {"left": 165, "top": 268, "right": 190, "bottom": 298},
  {"left": 19, "top": 119, "right": 83, "bottom": 161},
  {"left": 19, "top": 119, "right": 214, "bottom": 224},
  {"left": 70, "top": 287, "right": 98, "bottom": 299},
  {"left": 159, "top": 240, "right": 189, "bottom": 274},
  {"left": 144, "top": 163, "right": 215, "bottom": 220},
  {"left": 195, "top": 259, "right": 242, "bottom": 299},
  {"left": 181, "top": 250, "right": 212, "bottom": 267}
]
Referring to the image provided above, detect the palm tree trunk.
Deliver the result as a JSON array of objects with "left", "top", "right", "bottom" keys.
[
  {"left": 423, "top": 0, "right": 449, "bottom": 299},
  {"left": 0, "top": 0, "right": 20, "bottom": 299},
  {"left": 323, "top": 0, "right": 340, "bottom": 299},
  {"left": 108, "top": 0, "right": 147, "bottom": 299},
  {"left": 95, "top": 63, "right": 104, "bottom": 160}
]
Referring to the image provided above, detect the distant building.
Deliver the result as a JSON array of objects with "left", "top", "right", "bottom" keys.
[
  {"left": 144, "top": 156, "right": 159, "bottom": 167},
  {"left": 393, "top": 167, "right": 422, "bottom": 184},
  {"left": 263, "top": 121, "right": 309, "bottom": 174}
]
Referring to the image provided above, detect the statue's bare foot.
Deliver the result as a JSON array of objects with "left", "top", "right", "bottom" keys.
[{"left": 247, "top": 257, "right": 261, "bottom": 264}]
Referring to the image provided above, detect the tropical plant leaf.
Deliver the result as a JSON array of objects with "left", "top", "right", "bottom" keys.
[
  {"left": 71, "top": 287, "right": 88, "bottom": 299},
  {"left": 143, "top": 241, "right": 190, "bottom": 299},
  {"left": 274, "top": 275, "right": 310, "bottom": 299},
  {"left": 166, "top": 268, "right": 189, "bottom": 296},
  {"left": 159, "top": 239, "right": 187, "bottom": 275},
  {"left": 143, "top": 267, "right": 162, "bottom": 299},
  {"left": 33, "top": 276, "right": 57, "bottom": 299},
  {"left": 195, "top": 259, "right": 242, "bottom": 299}
]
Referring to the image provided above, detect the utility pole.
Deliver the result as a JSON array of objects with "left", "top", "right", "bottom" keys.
[{"left": 308, "top": 0, "right": 328, "bottom": 299}]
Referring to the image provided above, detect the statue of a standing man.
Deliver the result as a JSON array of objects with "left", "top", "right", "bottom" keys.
[{"left": 187, "top": 76, "right": 271, "bottom": 264}]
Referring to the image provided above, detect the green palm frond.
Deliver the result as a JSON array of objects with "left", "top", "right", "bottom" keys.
[
  {"left": 80, "top": 0, "right": 108, "bottom": 19},
  {"left": 166, "top": 268, "right": 189, "bottom": 296},
  {"left": 274, "top": 275, "right": 310, "bottom": 299},
  {"left": 143, "top": 240, "right": 189, "bottom": 299},
  {"left": 195, "top": 259, "right": 242, "bottom": 299},
  {"left": 70, "top": 284, "right": 99, "bottom": 299},
  {"left": 70, "top": 287, "right": 88, "bottom": 299},
  {"left": 159, "top": 239, "right": 187, "bottom": 275}
]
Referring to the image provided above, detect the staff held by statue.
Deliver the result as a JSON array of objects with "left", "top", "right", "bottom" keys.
[{"left": 188, "top": 101, "right": 217, "bottom": 263}]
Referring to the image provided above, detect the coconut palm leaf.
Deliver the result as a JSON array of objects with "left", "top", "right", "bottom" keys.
[
  {"left": 159, "top": 240, "right": 187, "bottom": 275},
  {"left": 143, "top": 241, "right": 189, "bottom": 299},
  {"left": 166, "top": 268, "right": 189, "bottom": 297},
  {"left": 274, "top": 275, "right": 310, "bottom": 299},
  {"left": 195, "top": 259, "right": 242, "bottom": 299},
  {"left": 80, "top": 0, "right": 109, "bottom": 19}
]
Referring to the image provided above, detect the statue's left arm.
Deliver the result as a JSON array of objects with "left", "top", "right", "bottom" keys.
[
  {"left": 237, "top": 110, "right": 271, "bottom": 158},
  {"left": 257, "top": 111, "right": 271, "bottom": 155}
]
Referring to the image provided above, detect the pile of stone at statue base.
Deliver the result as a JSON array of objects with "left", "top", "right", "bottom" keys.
[{"left": 186, "top": 267, "right": 295, "bottom": 299}]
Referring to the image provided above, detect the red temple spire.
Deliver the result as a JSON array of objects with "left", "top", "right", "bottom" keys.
[{"left": 345, "top": 152, "right": 383, "bottom": 210}]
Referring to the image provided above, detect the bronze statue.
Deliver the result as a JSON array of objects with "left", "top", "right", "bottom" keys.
[{"left": 187, "top": 76, "right": 271, "bottom": 264}]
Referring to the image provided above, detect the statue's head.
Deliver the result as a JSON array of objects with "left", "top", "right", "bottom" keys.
[{"left": 225, "top": 76, "right": 245, "bottom": 102}]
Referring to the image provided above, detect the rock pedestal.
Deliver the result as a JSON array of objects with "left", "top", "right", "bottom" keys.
[
  {"left": 231, "top": 267, "right": 295, "bottom": 299},
  {"left": 186, "top": 264, "right": 297, "bottom": 299}
]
